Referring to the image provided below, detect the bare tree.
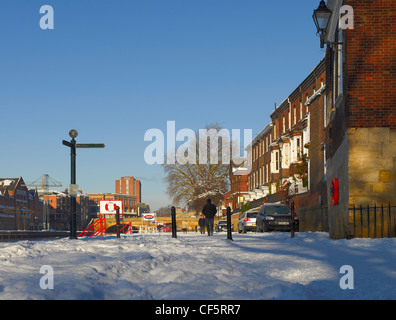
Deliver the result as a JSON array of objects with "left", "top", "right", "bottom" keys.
[{"left": 163, "top": 123, "right": 231, "bottom": 214}]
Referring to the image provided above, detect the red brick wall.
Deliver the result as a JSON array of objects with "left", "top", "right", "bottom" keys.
[
  {"left": 345, "top": 0, "right": 396, "bottom": 129},
  {"left": 115, "top": 177, "right": 142, "bottom": 203}
]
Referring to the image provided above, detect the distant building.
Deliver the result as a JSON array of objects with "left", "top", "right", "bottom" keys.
[
  {"left": 41, "top": 189, "right": 90, "bottom": 231},
  {"left": 115, "top": 177, "right": 141, "bottom": 203},
  {"left": 0, "top": 177, "right": 43, "bottom": 230},
  {"left": 225, "top": 164, "right": 249, "bottom": 213},
  {"left": 87, "top": 193, "right": 138, "bottom": 217}
]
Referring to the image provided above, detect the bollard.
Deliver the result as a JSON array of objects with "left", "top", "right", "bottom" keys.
[
  {"left": 116, "top": 206, "right": 121, "bottom": 239},
  {"left": 290, "top": 201, "right": 295, "bottom": 239},
  {"left": 226, "top": 206, "right": 233, "bottom": 241},
  {"left": 171, "top": 206, "right": 177, "bottom": 239}
]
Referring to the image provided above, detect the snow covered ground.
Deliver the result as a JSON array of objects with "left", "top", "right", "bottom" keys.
[{"left": 0, "top": 232, "right": 395, "bottom": 300}]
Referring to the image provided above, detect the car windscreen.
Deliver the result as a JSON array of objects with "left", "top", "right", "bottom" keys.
[
  {"left": 246, "top": 212, "right": 258, "bottom": 218},
  {"left": 265, "top": 206, "right": 291, "bottom": 214}
]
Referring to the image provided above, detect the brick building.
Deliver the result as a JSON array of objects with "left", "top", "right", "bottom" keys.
[
  {"left": 42, "top": 190, "right": 90, "bottom": 231},
  {"left": 318, "top": 0, "right": 396, "bottom": 238},
  {"left": 115, "top": 177, "right": 141, "bottom": 203},
  {"left": 244, "top": 60, "right": 328, "bottom": 232},
  {"left": 245, "top": 123, "right": 273, "bottom": 204},
  {"left": 87, "top": 193, "right": 138, "bottom": 217},
  {"left": 225, "top": 164, "right": 249, "bottom": 212},
  {"left": 0, "top": 177, "right": 43, "bottom": 230}
]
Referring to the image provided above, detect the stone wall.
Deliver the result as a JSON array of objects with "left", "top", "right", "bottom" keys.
[
  {"left": 348, "top": 128, "right": 396, "bottom": 205},
  {"left": 326, "top": 133, "right": 350, "bottom": 239}
]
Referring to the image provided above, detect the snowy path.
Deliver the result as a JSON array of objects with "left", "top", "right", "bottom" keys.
[{"left": 0, "top": 232, "right": 395, "bottom": 300}]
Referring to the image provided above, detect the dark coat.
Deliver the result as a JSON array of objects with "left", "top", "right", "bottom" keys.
[
  {"left": 202, "top": 202, "right": 217, "bottom": 218},
  {"left": 198, "top": 217, "right": 206, "bottom": 227}
]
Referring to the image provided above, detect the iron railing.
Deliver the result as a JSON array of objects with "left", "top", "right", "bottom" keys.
[{"left": 349, "top": 204, "right": 396, "bottom": 238}]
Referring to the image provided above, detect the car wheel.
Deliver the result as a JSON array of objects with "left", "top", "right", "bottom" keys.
[
  {"left": 256, "top": 223, "right": 261, "bottom": 233},
  {"left": 238, "top": 226, "right": 242, "bottom": 234},
  {"left": 263, "top": 222, "right": 269, "bottom": 232},
  {"left": 242, "top": 227, "right": 246, "bottom": 234}
]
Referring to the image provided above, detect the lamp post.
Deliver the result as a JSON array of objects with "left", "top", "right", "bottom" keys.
[{"left": 312, "top": 0, "right": 332, "bottom": 48}]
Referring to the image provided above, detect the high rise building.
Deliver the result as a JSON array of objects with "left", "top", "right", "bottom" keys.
[{"left": 115, "top": 177, "right": 141, "bottom": 203}]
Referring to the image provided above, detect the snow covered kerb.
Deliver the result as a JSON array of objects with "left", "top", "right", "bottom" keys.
[{"left": 0, "top": 232, "right": 395, "bottom": 300}]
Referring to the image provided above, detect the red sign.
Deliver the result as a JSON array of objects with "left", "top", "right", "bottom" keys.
[{"left": 143, "top": 213, "right": 156, "bottom": 221}]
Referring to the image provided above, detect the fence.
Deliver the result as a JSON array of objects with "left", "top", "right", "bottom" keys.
[{"left": 349, "top": 204, "right": 396, "bottom": 238}]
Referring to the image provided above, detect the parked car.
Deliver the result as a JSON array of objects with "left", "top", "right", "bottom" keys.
[
  {"left": 216, "top": 220, "right": 233, "bottom": 232},
  {"left": 238, "top": 207, "right": 260, "bottom": 233},
  {"left": 256, "top": 203, "right": 297, "bottom": 232}
]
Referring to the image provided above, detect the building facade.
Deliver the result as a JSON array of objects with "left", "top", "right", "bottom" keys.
[
  {"left": 87, "top": 193, "right": 138, "bottom": 217},
  {"left": 243, "top": 60, "right": 328, "bottom": 233},
  {"left": 115, "top": 177, "right": 141, "bottom": 203},
  {"left": 0, "top": 177, "right": 43, "bottom": 230},
  {"left": 42, "top": 190, "right": 90, "bottom": 231},
  {"left": 320, "top": 0, "right": 396, "bottom": 238}
]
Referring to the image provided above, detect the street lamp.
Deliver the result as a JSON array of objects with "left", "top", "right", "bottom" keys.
[{"left": 313, "top": 0, "right": 332, "bottom": 48}]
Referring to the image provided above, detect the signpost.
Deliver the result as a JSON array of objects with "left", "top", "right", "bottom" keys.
[{"left": 62, "top": 130, "right": 105, "bottom": 239}]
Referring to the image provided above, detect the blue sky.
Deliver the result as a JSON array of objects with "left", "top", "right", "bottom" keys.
[{"left": 0, "top": 1, "right": 325, "bottom": 210}]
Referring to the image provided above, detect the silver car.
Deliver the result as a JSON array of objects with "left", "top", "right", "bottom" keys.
[{"left": 238, "top": 208, "right": 260, "bottom": 233}]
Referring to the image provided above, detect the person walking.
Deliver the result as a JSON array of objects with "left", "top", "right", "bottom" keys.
[
  {"left": 198, "top": 215, "right": 206, "bottom": 234},
  {"left": 202, "top": 199, "right": 217, "bottom": 236}
]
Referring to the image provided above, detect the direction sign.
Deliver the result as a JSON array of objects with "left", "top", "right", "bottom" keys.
[
  {"left": 62, "top": 140, "right": 73, "bottom": 148},
  {"left": 76, "top": 144, "right": 105, "bottom": 148}
]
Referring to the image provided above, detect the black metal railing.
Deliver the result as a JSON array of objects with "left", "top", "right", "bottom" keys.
[{"left": 349, "top": 204, "right": 396, "bottom": 238}]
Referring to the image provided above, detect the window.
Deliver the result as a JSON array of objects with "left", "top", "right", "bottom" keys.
[
  {"left": 266, "top": 136, "right": 268, "bottom": 152},
  {"left": 297, "top": 138, "right": 301, "bottom": 159},
  {"left": 266, "top": 164, "right": 269, "bottom": 183},
  {"left": 265, "top": 205, "right": 291, "bottom": 215},
  {"left": 293, "top": 106, "right": 296, "bottom": 125},
  {"left": 276, "top": 151, "right": 279, "bottom": 171},
  {"left": 284, "top": 144, "right": 289, "bottom": 167},
  {"left": 335, "top": 28, "right": 344, "bottom": 99},
  {"left": 300, "top": 102, "right": 303, "bottom": 120},
  {"left": 306, "top": 95, "right": 309, "bottom": 114}
]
